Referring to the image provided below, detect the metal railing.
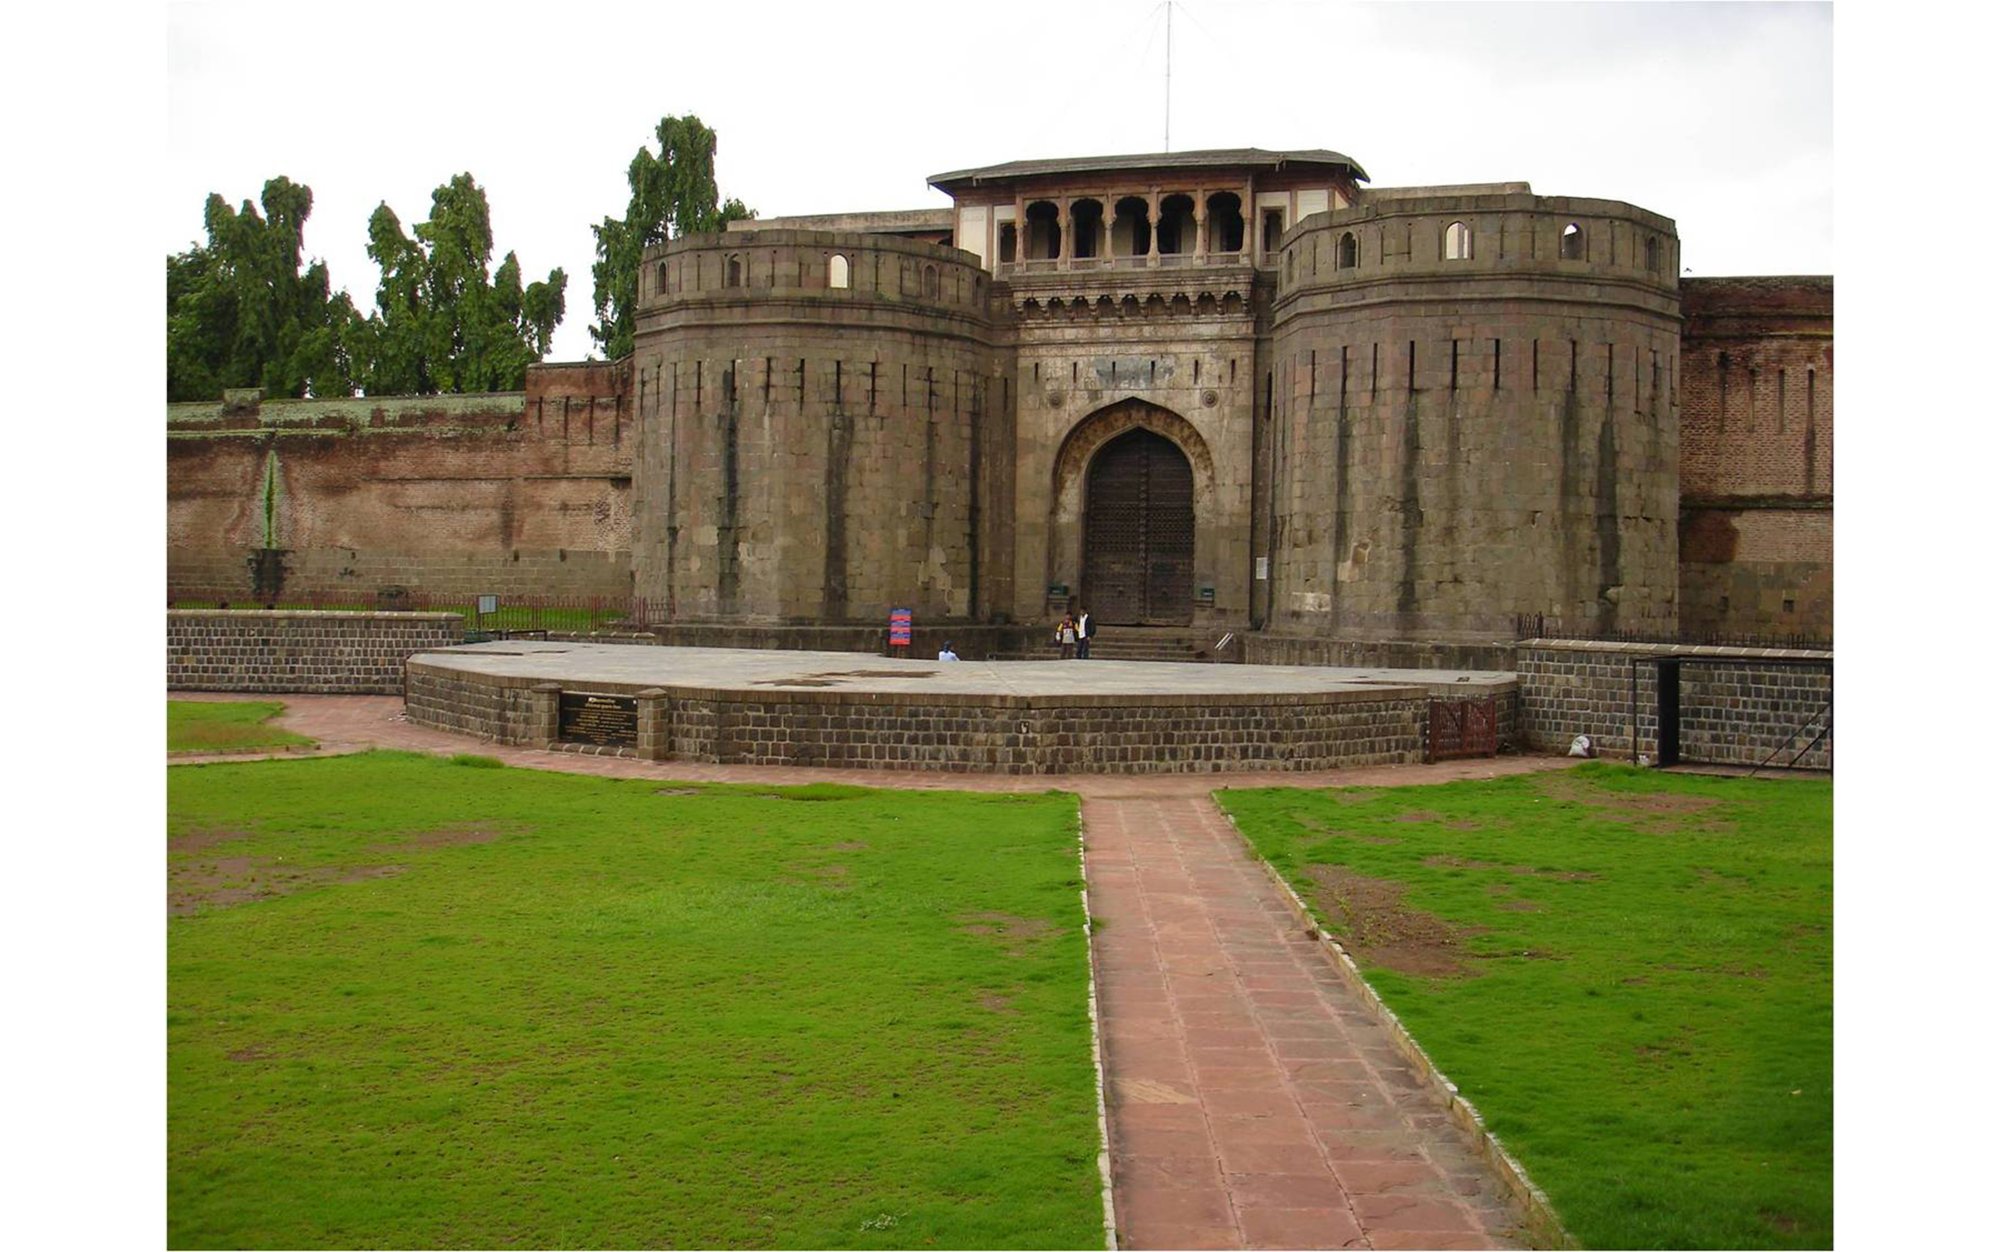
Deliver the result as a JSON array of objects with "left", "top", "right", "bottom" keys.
[
  {"left": 1514, "top": 613, "right": 1831, "bottom": 652},
  {"left": 168, "top": 590, "right": 666, "bottom": 635}
]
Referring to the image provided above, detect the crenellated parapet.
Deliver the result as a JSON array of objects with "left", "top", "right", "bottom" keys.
[
  {"left": 638, "top": 229, "right": 994, "bottom": 338},
  {"left": 1275, "top": 192, "right": 1680, "bottom": 317}
]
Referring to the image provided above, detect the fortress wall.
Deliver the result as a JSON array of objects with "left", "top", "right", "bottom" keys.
[
  {"left": 631, "top": 230, "right": 1005, "bottom": 624},
  {"left": 1677, "top": 277, "right": 1832, "bottom": 637},
  {"left": 167, "top": 365, "right": 633, "bottom": 603},
  {"left": 1267, "top": 195, "right": 1683, "bottom": 640}
]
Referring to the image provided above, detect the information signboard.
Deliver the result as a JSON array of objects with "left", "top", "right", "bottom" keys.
[
  {"left": 558, "top": 691, "right": 638, "bottom": 747},
  {"left": 888, "top": 608, "right": 913, "bottom": 648}
]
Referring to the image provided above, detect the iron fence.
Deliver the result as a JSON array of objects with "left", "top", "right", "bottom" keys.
[
  {"left": 1514, "top": 613, "right": 1830, "bottom": 652},
  {"left": 168, "top": 590, "right": 667, "bottom": 635}
]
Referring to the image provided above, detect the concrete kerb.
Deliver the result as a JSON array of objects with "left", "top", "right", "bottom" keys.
[
  {"left": 1215, "top": 802, "right": 1577, "bottom": 1251},
  {"left": 1076, "top": 811, "right": 1119, "bottom": 1252}
]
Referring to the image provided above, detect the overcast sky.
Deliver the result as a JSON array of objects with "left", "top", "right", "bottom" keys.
[{"left": 167, "top": 0, "right": 1832, "bottom": 364}]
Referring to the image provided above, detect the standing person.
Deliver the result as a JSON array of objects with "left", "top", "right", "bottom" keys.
[
  {"left": 1076, "top": 608, "right": 1094, "bottom": 660},
  {"left": 1057, "top": 612, "right": 1077, "bottom": 660}
]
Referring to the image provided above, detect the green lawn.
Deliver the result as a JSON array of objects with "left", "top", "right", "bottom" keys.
[
  {"left": 168, "top": 699, "right": 316, "bottom": 753},
  {"left": 1220, "top": 763, "right": 1832, "bottom": 1250},
  {"left": 169, "top": 753, "right": 1103, "bottom": 1249}
]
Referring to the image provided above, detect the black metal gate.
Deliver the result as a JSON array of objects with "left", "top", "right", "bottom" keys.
[
  {"left": 1428, "top": 697, "right": 1498, "bottom": 761},
  {"left": 1083, "top": 429, "right": 1194, "bottom": 624}
]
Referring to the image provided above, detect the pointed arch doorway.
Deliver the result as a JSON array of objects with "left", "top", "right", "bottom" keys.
[{"left": 1084, "top": 428, "right": 1195, "bottom": 625}]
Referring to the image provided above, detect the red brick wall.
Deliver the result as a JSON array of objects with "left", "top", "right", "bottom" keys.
[
  {"left": 167, "top": 362, "right": 633, "bottom": 603},
  {"left": 1676, "top": 277, "right": 1832, "bottom": 637}
]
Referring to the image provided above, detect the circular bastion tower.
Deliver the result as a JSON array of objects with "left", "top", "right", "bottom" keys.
[
  {"left": 1267, "top": 191, "right": 1683, "bottom": 639},
  {"left": 629, "top": 230, "right": 1004, "bottom": 624}
]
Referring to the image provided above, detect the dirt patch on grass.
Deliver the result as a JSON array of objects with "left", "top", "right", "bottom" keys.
[
  {"left": 373, "top": 825, "right": 504, "bottom": 851},
  {"left": 1392, "top": 810, "right": 1446, "bottom": 823},
  {"left": 979, "top": 991, "right": 1020, "bottom": 1015},
  {"left": 170, "top": 855, "right": 407, "bottom": 916},
  {"left": 655, "top": 787, "right": 702, "bottom": 797},
  {"left": 1425, "top": 855, "right": 1599, "bottom": 882},
  {"left": 170, "top": 829, "right": 252, "bottom": 854},
  {"left": 957, "top": 912, "right": 1056, "bottom": 956},
  {"left": 1485, "top": 884, "right": 1544, "bottom": 912},
  {"left": 1534, "top": 773, "right": 1727, "bottom": 833},
  {"left": 1295, "top": 815, "right": 1398, "bottom": 846},
  {"left": 1306, "top": 866, "right": 1482, "bottom": 977}
]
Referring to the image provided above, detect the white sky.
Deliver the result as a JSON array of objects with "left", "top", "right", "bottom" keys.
[{"left": 166, "top": 0, "right": 1834, "bottom": 364}]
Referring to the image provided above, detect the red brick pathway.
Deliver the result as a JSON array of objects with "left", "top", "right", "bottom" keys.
[
  {"left": 171, "top": 694, "right": 1567, "bottom": 1247},
  {"left": 1086, "top": 794, "right": 1530, "bottom": 1249}
]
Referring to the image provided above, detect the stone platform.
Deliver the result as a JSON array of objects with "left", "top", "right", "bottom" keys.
[{"left": 405, "top": 642, "right": 1517, "bottom": 775}]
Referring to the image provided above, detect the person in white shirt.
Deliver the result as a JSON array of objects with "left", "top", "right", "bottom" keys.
[{"left": 937, "top": 643, "right": 960, "bottom": 661}]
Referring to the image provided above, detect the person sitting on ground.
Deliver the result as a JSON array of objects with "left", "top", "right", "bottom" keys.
[{"left": 937, "top": 642, "right": 960, "bottom": 661}]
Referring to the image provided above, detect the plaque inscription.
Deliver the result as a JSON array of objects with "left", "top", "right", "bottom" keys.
[{"left": 558, "top": 691, "right": 638, "bottom": 747}]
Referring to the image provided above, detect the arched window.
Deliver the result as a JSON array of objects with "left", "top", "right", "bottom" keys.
[
  {"left": 1157, "top": 194, "right": 1196, "bottom": 255},
  {"left": 1337, "top": 231, "right": 1358, "bottom": 269},
  {"left": 1112, "top": 197, "right": 1151, "bottom": 257},
  {"left": 829, "top": 254, "right": 850, "bottom": 289},
  {"left": 1644, "top": 237, "right": 1660, "bottom": 273},
  {"left": 1444, "top": 221, "right": 1472, "bottom": 261},
  {"left": 1070, "top": 199, "right": 1105, "bottom": 260},
  {"left": 923, "top": 265, "right": 939, "bottom": 299},
  {"left": 656, "top": 261, "right": 668, "bottom": 294},
  {"left": 1262, "top": 209, "right": 1284, "bottom": 255},
  {"left": 1025, "top": 201, "right": 1062, "bottom": 260},
  {"left": 1560, "top": 223, "right": 1584, "bottom": 260},
  {"left": 726, "top": 255, "right": 743, "bottom": 287}
]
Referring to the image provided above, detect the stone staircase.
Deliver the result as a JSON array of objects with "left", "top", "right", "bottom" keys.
[{"left": 1022, "top": 625, "right": 1243, "bottom": 663}]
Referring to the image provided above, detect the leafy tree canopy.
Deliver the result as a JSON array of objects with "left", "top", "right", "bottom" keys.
[
  {"left": 166, "top": 177, "right": 361, "bottom": 401},
  {"left": 355, "top": 173, "right": 568, "bottom": 395},
  {"left": 590, "top": 114, "right": 753, "bottom": 359}
]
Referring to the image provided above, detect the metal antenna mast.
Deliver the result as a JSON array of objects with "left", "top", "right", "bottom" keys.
[{"left": 1164, "top": 1, "right": 1173, "bottom": 151}]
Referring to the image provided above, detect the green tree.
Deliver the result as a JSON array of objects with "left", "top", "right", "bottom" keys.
[
  {"left": 354, "top": 173, "right": 567, "bottom": 394},
  {"left": 590, "top": 114, "right": 753, "bottom": 359},
  {"left": 166, "top": 176, "right": 361, "bottom": 401}
]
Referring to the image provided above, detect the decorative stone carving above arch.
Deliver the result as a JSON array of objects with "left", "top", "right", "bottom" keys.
[{"left": 1050, "top": 398, "right": 1217, "bottom": 529}]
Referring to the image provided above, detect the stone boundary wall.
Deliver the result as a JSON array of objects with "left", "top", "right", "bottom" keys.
[
  {"left": 405, "top": 660, "right": 1429, "bottom": 775},
  {"left": 169, "top": 610, "right": 463, "bottom": 694},
  {"left": 1517, "top": 639, "right": 1832, "bottom": 769}
]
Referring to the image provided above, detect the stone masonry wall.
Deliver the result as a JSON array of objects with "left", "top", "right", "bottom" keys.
[
  {"left": 1517, "top": 639, "right": 1831, "bottom": 768},
  {"left": 1267, "top": 193, "right": 1682, "bottom": 641},
  {"left": 168, "top": 610, "right": 463, "bottom": 694},
  {"left": 403, "top": 659, "right": 1429, "bottom": 774},
  {"left": 631, "top": 230, "right": 1003, "bottom": 625}
]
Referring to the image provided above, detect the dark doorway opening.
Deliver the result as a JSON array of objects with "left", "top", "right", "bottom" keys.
[{"left": 1084, "top": 429, "right": 1195, "bottom": 624}]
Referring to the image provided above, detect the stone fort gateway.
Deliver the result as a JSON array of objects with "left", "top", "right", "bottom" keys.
[{"left": 168, "top": 146, "right": 1832, "bottom": 659}]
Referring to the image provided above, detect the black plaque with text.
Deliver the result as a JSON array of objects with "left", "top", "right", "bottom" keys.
[{"left": 558, "top": 691, "right": 638, "bottom": 747}]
